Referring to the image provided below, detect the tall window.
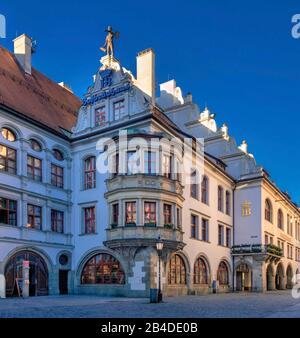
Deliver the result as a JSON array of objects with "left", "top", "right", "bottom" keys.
[
  {"left": 163, "top": 204, "right": 172, "bottom": 225},
  {"left": 218, "top": 186, "right": 224, "bottom": 212},
  {"left": 162, "top": 154, "right": 171, "bottom": 179},
  {"left": 113, "top": 100, "right": 125, "bottom": 121},
  {"left": 84, "top": 156, "right": 96, "bottom": 190},
  {"left": 201, "top": 218, "right": 209, "bottom": 242},
  {"left": 201, "top": 176, "right": 209, "bottom": 204},
  {"left": 144, "top": 151, "right": 157, "bottom": 175},
  {"left": 168, "top": 254, "right": 186, "bottom": 285},
  {"left": 0, "top": 144, "right": 16, "bottom": 174},
  {"left": 95, "top": 106, "right": 106, "bottom": 126},
  {"left": 265, "top": 199, "right": 273, "bottom": 223},
  {"left": 226, "top": 228, "right": 231, "bottom": 248},
  {"left": 218, "top": 225, "right": 224, "bottom": 246},
  {"left": 127, "top": 151, "right": 138, "bottom": 175},
  {"left": 0, "top": 198, "right": 17, "bottom": 226},
  {"left": 217, "top": 261, "right": 229, "bottom": 285},
  {"left": 144, "top": 202, "right": 156, "bottom": 225},
  {"left": 287, "top": 214, "right": 293, "bottom": 236},
  {"left": 194, "top": 257, "right": 208, "bottom": 284},
  {"left": 51, "top": 209, "right": 64, "bottom": 233},
  {"left": 112, "top": 203, "right": 119, "bottom": 226},
  {"left": 190, "top": 170, "right": 199, "bottom": 199},
  {"left": 277, "top": 209, "right": 284, "bottom": 230},
  {"left": 191, "top": 214, "right": 198, "bottom": 239},
  {"left": 84, "top": 207, "right": 96, "bottom": 234},
  {"left": 27, "top": 204, "right": 42, "bottom": 230},
  {"left": 27, "top": 156, "right": 42, "bottom": 182},
  {"left": 225, "top": 191, "right": 231, "bottom": 215},
  {"left": 51, "top": 164, "right": 64, "bottom": 188},
  {"left": 176, "top": 207, "right": 182, "bottom": 229},
  {"left": 1, "top": 128, "right": 16, "bottom": 142},
  {"left": 125, "top": 202, "right": 136, "bottom": 225},
  {"left": 81, "top": 253, "right": 125, "bottom": 284}
]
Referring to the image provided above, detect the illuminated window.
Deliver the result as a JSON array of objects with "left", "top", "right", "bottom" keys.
[
  {"left": 0, "top": 198, "right": 17, "bottom": 226},
  {"left": 113, "top": 100, "right": 125, "bottom": 121},
  {"left": 84, "top": 207, "right": 96, "bottom": 234},
  {"left": 1, "top": 128, "right": 16, "bottom": 142},
  {"left": 84, "top": 156, "right": 96, "bottom": 190},
  {"left": 27, "top": 204, "right": 42, "bottom": 230},
  {"left": 125, "top": 202, "right": 136, "bottom": 225},
  {"left": 51, "top": 209, "right": 64, "bottom": 233},
  {"left": 0, "top": 144, "right": 16, "bottom": 174},
  {"left": 168, "top": 254, "right": 186, "bottom": 285},
  {"left": 27, "top": 155, "right": 42, "bottom": 182},
  {"left": 144, "top": 202, "right": 156, "bottom": 225},
  {"left": 163, "top": 204, "right": 172, "bottom": 226},
  {"left": 81, "top": 253, "right": 125, "bottom": 285},
  {"left": 194, "top": 258, "right": 208, "bottom": 284},
  {"left": 95, "top": 106, "right": 106, "bottom": 126}
]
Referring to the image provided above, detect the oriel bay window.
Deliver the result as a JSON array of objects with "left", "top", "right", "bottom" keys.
[
  {"left": 144, "top": 202, "right": 156, "bottom": 226},
  {"left": 27, "top": 155, "right": 42, "bottom": 181},
  {"left": 27, "top": 204, "right": 42, "bottom": 230},
  {"left": 51, "top": 164, "right": 64, "bottom": 188},
  {"left": 0, "top": 197, "right": 17, "bottom": 226},
  {"left": 84, "top": 207, "right": 96, "bottom": 234},
  {"left": 0, "top": 144, "right": 16, "bottom": 174},
  {"left": 111, "top": 203, "right": 119, "bottom": 227},
  {"left": 125, "top": 201, "right": 136, "bottom": 226},
  {"left": 84, "top": 156, "right": 96, "bottom": 190},
  {"left": 162, "top": 154, "right": 171, "bottom": 179},
  {"left": 51, "top": 209, "right": 64, "bottom": 233}
]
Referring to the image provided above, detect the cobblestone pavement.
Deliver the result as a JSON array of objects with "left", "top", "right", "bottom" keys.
[{"left": 0, "top": 290, "right": 299, "bottom": 318}]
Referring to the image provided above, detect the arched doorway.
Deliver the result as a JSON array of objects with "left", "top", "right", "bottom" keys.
[
  {"left": 236, "top": 262, "right": 252, "bottom": 292},
  {"left": 275, "top": 263, "right": 285, "bottom": 290},
  {"left": 266, "top": 264, "right": 274, "bottom": 291},
  {"left": 5, "top": 251, "right": 48, "bottom": 297},
  {"left": 286, "top": 265, "right": 293, "bottom": 289}
]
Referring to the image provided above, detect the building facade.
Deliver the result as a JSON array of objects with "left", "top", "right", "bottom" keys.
[{"left": 0, "top": 34, "right": 299, "bottom": 298}]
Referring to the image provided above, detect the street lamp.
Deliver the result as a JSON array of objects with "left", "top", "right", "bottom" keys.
[{"left": 156, "top": 236, "right": 164, "bottom": 303}]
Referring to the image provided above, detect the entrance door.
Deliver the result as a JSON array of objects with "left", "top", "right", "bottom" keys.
[{"left": 59, "top": 270, "right": 68, "bottom": 295}]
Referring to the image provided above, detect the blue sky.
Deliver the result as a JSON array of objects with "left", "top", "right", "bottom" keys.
[{"left": 1, "top": 0, "right": 300, "bottom": 203}]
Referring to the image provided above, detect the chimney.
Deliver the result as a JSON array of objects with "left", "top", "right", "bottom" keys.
[
  {"left": 13, "top": 34, "right": 33, "bottom": 75},
  {"left": 136, "top": 48, "right": 155, "bottom": 105}
]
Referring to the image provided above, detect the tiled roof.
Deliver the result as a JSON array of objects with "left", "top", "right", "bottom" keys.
[{"left": 0, "top": 46, "right": 82, "bottom": 135}]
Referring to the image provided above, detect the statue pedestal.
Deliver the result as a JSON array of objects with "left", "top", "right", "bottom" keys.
[{"left": 100, "top": 55, "right": 121, "bottom": 71}]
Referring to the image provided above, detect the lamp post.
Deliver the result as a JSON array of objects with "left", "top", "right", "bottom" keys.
[{"left": 156, "top": 236, "right": 164, "bottom": 303}]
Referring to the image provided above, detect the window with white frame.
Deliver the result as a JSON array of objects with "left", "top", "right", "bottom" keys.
[{"left": 113, "top": 100, "right": 125, "bottom": 121}]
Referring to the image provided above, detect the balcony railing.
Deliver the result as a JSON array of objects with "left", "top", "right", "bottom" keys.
[{"left": 232, "top": 244, "right": 283, "bottom": 257}]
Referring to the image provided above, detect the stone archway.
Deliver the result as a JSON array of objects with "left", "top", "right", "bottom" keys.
[
  {"left": 286, "top": 265, "right": 293, "bottom": 289},
  {"left": 266, "top": 264, "right": 275, "bottom": 291},
  {"left": 236, "top": 262, "right": 252, "bottom": 292},
  {"left": 275, "top": 263, "right": 285, "bottom": 290}
]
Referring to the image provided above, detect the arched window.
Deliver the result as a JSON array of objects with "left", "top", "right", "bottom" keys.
[
  {"left": 53, "top": 149, "right": 64, "bottom": 161},
  {"left": 84, "top": 156, "right": 96, "bottom": 190},
  {"left": 1, "top": 127, "right": 16, "bottom": 142},
  {"left": 218, "top": 186, "right": 224, "bottom": 212},
  {"left": 194, "top": 257, "right": 208, "bottom": 284},
  {"left": 81, "top": 253, "right": 125, "bottom": 285},
  {"left": 201, "top": 176, "right": 209, "bottom": 204},
  {"left": 168, "top": 254, "right": 186, "bottom": 285},
  {"left": 265, "top": 199, "right": 273, "bottom": 223},
  {"left": 217, "top": 261, "right": 229, "bottom": 285},
  {"left": 277, "top": 209, "right": 284, "bottom": 229},
  {"left": 190, "top": 170, "right": 199, "bottom": 199},
  {"left": 29, "top": 139, "right": 42, "bottom": 152}
]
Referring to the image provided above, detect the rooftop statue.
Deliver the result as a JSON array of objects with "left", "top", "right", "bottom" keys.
[{"left": 100, "top": 26, "right": 120, "bottom": 58}]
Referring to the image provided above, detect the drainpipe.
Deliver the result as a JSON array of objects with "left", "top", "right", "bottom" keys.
[{"left": 232, "top": 185, "right": 236, "bottom": 293}]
